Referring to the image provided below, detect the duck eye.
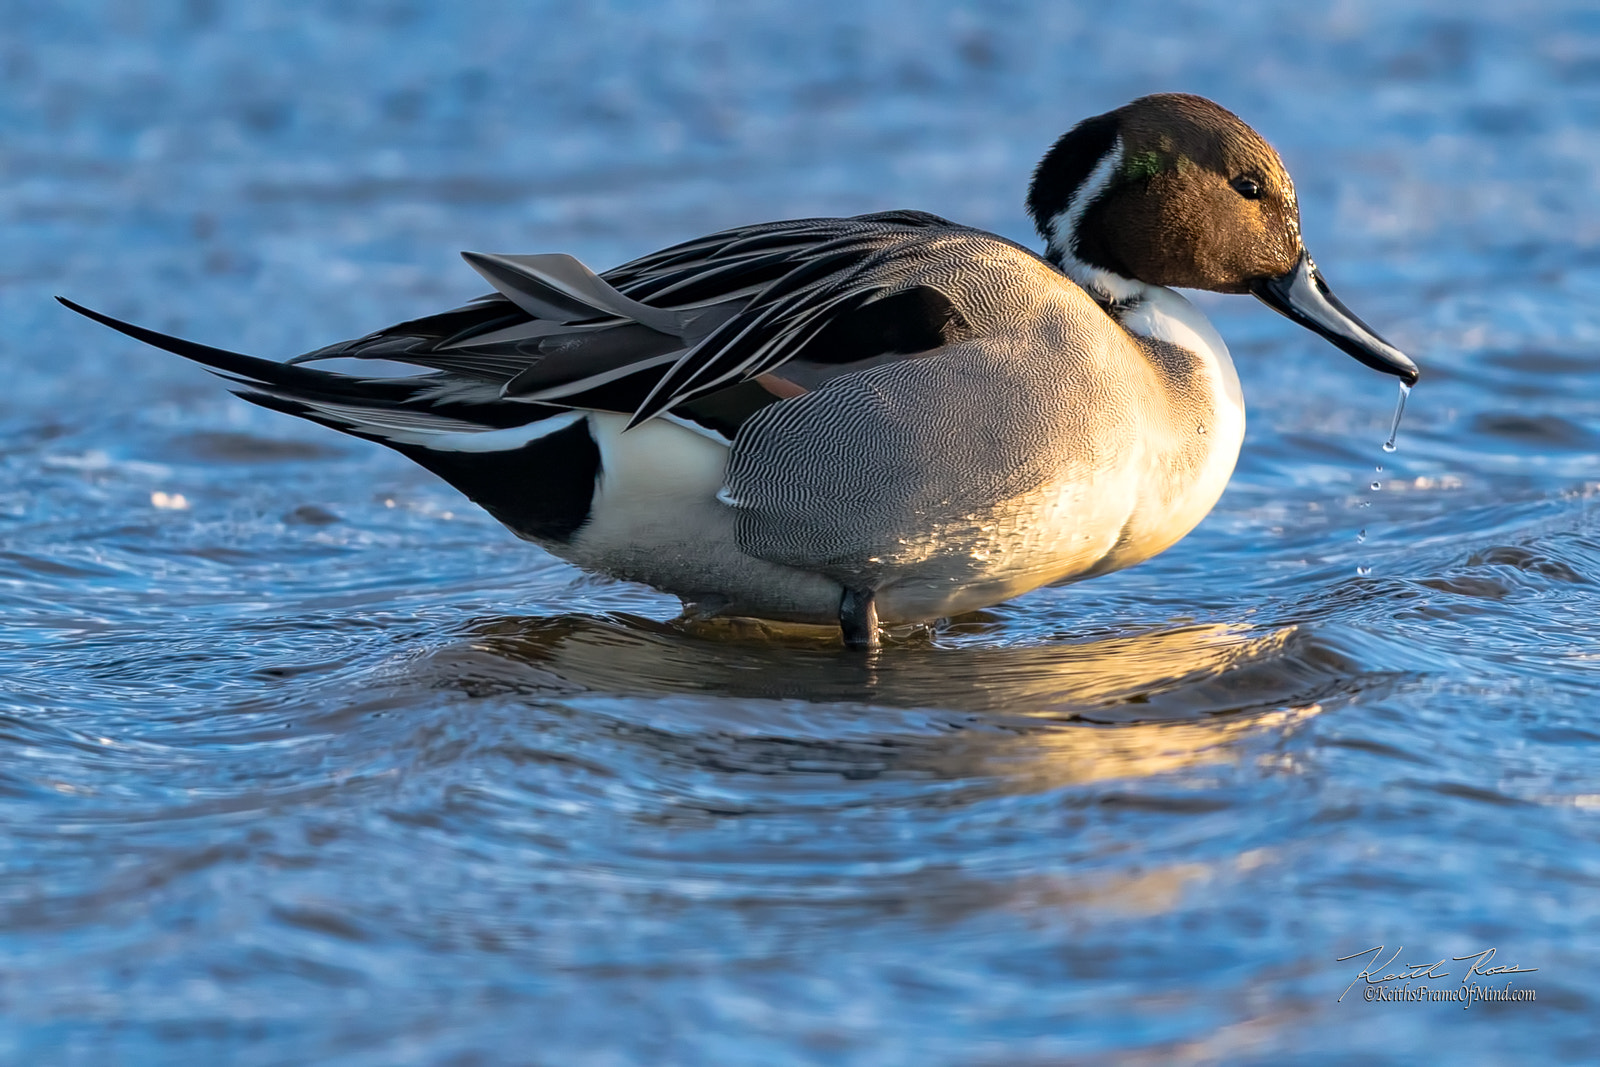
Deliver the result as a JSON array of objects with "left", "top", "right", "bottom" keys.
[{"left": 1231, "top": 176, "right": 1263, "bottom": 200}]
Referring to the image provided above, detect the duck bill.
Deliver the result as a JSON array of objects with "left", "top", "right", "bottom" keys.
[{"left": 1251, "top": 254, "right": 1419, "bottom": 384}]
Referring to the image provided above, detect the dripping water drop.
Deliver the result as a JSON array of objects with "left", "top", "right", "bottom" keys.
[
  {"left": 1356, "top": 565, "right": 1372, "bottom": 576},
  {"left": 1371, "top": 481, "right": 1381, "bottom": 491},
  {"left": 1356, "top": 528, "right": 1366, "bottom": 543},
  {"left": 1383, "top": 380, "right": 1411, "bottom": 453}
]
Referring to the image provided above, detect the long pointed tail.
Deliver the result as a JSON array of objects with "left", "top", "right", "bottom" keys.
[{"left": 56, "top": 297, "right": 605, "bottom": 542}]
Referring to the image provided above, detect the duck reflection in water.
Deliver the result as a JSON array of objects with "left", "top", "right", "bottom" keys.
[{"left": 417, "top": 614, "right": 1378, "bottom": 791}]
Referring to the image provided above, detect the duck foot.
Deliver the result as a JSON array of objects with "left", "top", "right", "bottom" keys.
[{"left": 839, "top": 587, "right": 880, "bottom": 649}]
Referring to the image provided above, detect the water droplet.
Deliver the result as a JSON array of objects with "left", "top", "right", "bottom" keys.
[
  {"left": 1197, "top": 424, "right": 1207, "bottom": 435},
  {"left": 1356, "top": 528, "right": 1366, "bottom": 543},
  {"left": 1383, "top": 380, "right": 1411, "bottom": 453},
  {"left": 1356, "top": 565, "right": 1372, "bottom": 576},
  {"left": 1375, "top": 465, "right": 1383, "bottom": 473},
  {"left": 1371, "top": 481, "right": 1382, "bottom": 491}
]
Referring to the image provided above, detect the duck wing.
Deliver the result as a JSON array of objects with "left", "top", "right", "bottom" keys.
[
  {"left": 56, "top": 211, "right": 983, "bottom": 449},
  {"left": 251, "top": 210, "right": 967, "bottom": 433},
  {"left": 613, "top": 212, "right": 978, "bottom": 426}
]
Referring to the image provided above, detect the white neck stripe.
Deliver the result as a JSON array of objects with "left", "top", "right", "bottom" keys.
[{"left": 1043, "top": 135, "right": 1147, "bottom": 305}]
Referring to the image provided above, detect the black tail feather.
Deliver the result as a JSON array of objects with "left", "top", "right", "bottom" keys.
[
  {"left": 56, "top": 296, "right": 543, "bottom": 429},
  {"left": 58, "top": 296, "right": 603, "bottom": 543},
  {"left": 56, "top": 296, "right": 428, "bottom": 407}
]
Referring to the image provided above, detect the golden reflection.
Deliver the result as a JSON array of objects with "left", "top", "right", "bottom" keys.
[
  {"left": 940, "top": 703, "right": 1323, "bottom": 791},
  {"left": 448, "top": 614, "right": 1351, "bottom": 719},
  {"left": 425, "top": 613, "right": 1349, "bottom": 793}
]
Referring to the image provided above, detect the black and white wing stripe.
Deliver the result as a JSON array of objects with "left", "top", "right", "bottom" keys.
[
  {"left": 59, "top": 209, "right": 980, "bottom": 451},
  {"left": 240, "top": 209, "right": 972, "bottom": 430},
  {"left": 601, "top": 211, "right": 975, "bottom": 426}
]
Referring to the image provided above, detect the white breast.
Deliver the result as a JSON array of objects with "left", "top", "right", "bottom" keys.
[{"left": 1102, "top": 284, "right": 1247, "bottom": 571}]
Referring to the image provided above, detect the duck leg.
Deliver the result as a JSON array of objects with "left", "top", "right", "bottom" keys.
[{"left": 839, "top": 587, "right": 880, "bottom": 649}]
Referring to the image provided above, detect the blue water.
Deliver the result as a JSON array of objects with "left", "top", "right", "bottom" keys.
[{"left": 5, "top": 1, "right": 1600, "bottom": 1062}]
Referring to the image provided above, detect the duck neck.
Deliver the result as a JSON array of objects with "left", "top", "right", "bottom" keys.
[
  {"left": 1036, "top": 136, "right": 1236, "bottom": 397},
  {"left": 1045, "top": 254, "right": 1236, "bottom": 409},
  {"left": 1040, "top": 135, "right": 1149, "bottom": 308}
]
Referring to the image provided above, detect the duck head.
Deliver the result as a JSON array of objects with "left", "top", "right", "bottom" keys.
[{"left": 1028, "top": 93, "right": 1418, "bottom": 385}]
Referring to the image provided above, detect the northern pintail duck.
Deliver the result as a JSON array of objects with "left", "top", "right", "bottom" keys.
[{"left": 62, "top": 94, "right": 1418, "bottom": 647}]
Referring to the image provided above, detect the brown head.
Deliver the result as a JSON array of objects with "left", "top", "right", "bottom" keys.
[{"left": 1028, "top": 93, "right": 1417, "bottom": 383}]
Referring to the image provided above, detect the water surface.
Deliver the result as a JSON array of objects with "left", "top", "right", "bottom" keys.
[{"left": 4, "top": 1, "right": 1600, "bottom": 1062}]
